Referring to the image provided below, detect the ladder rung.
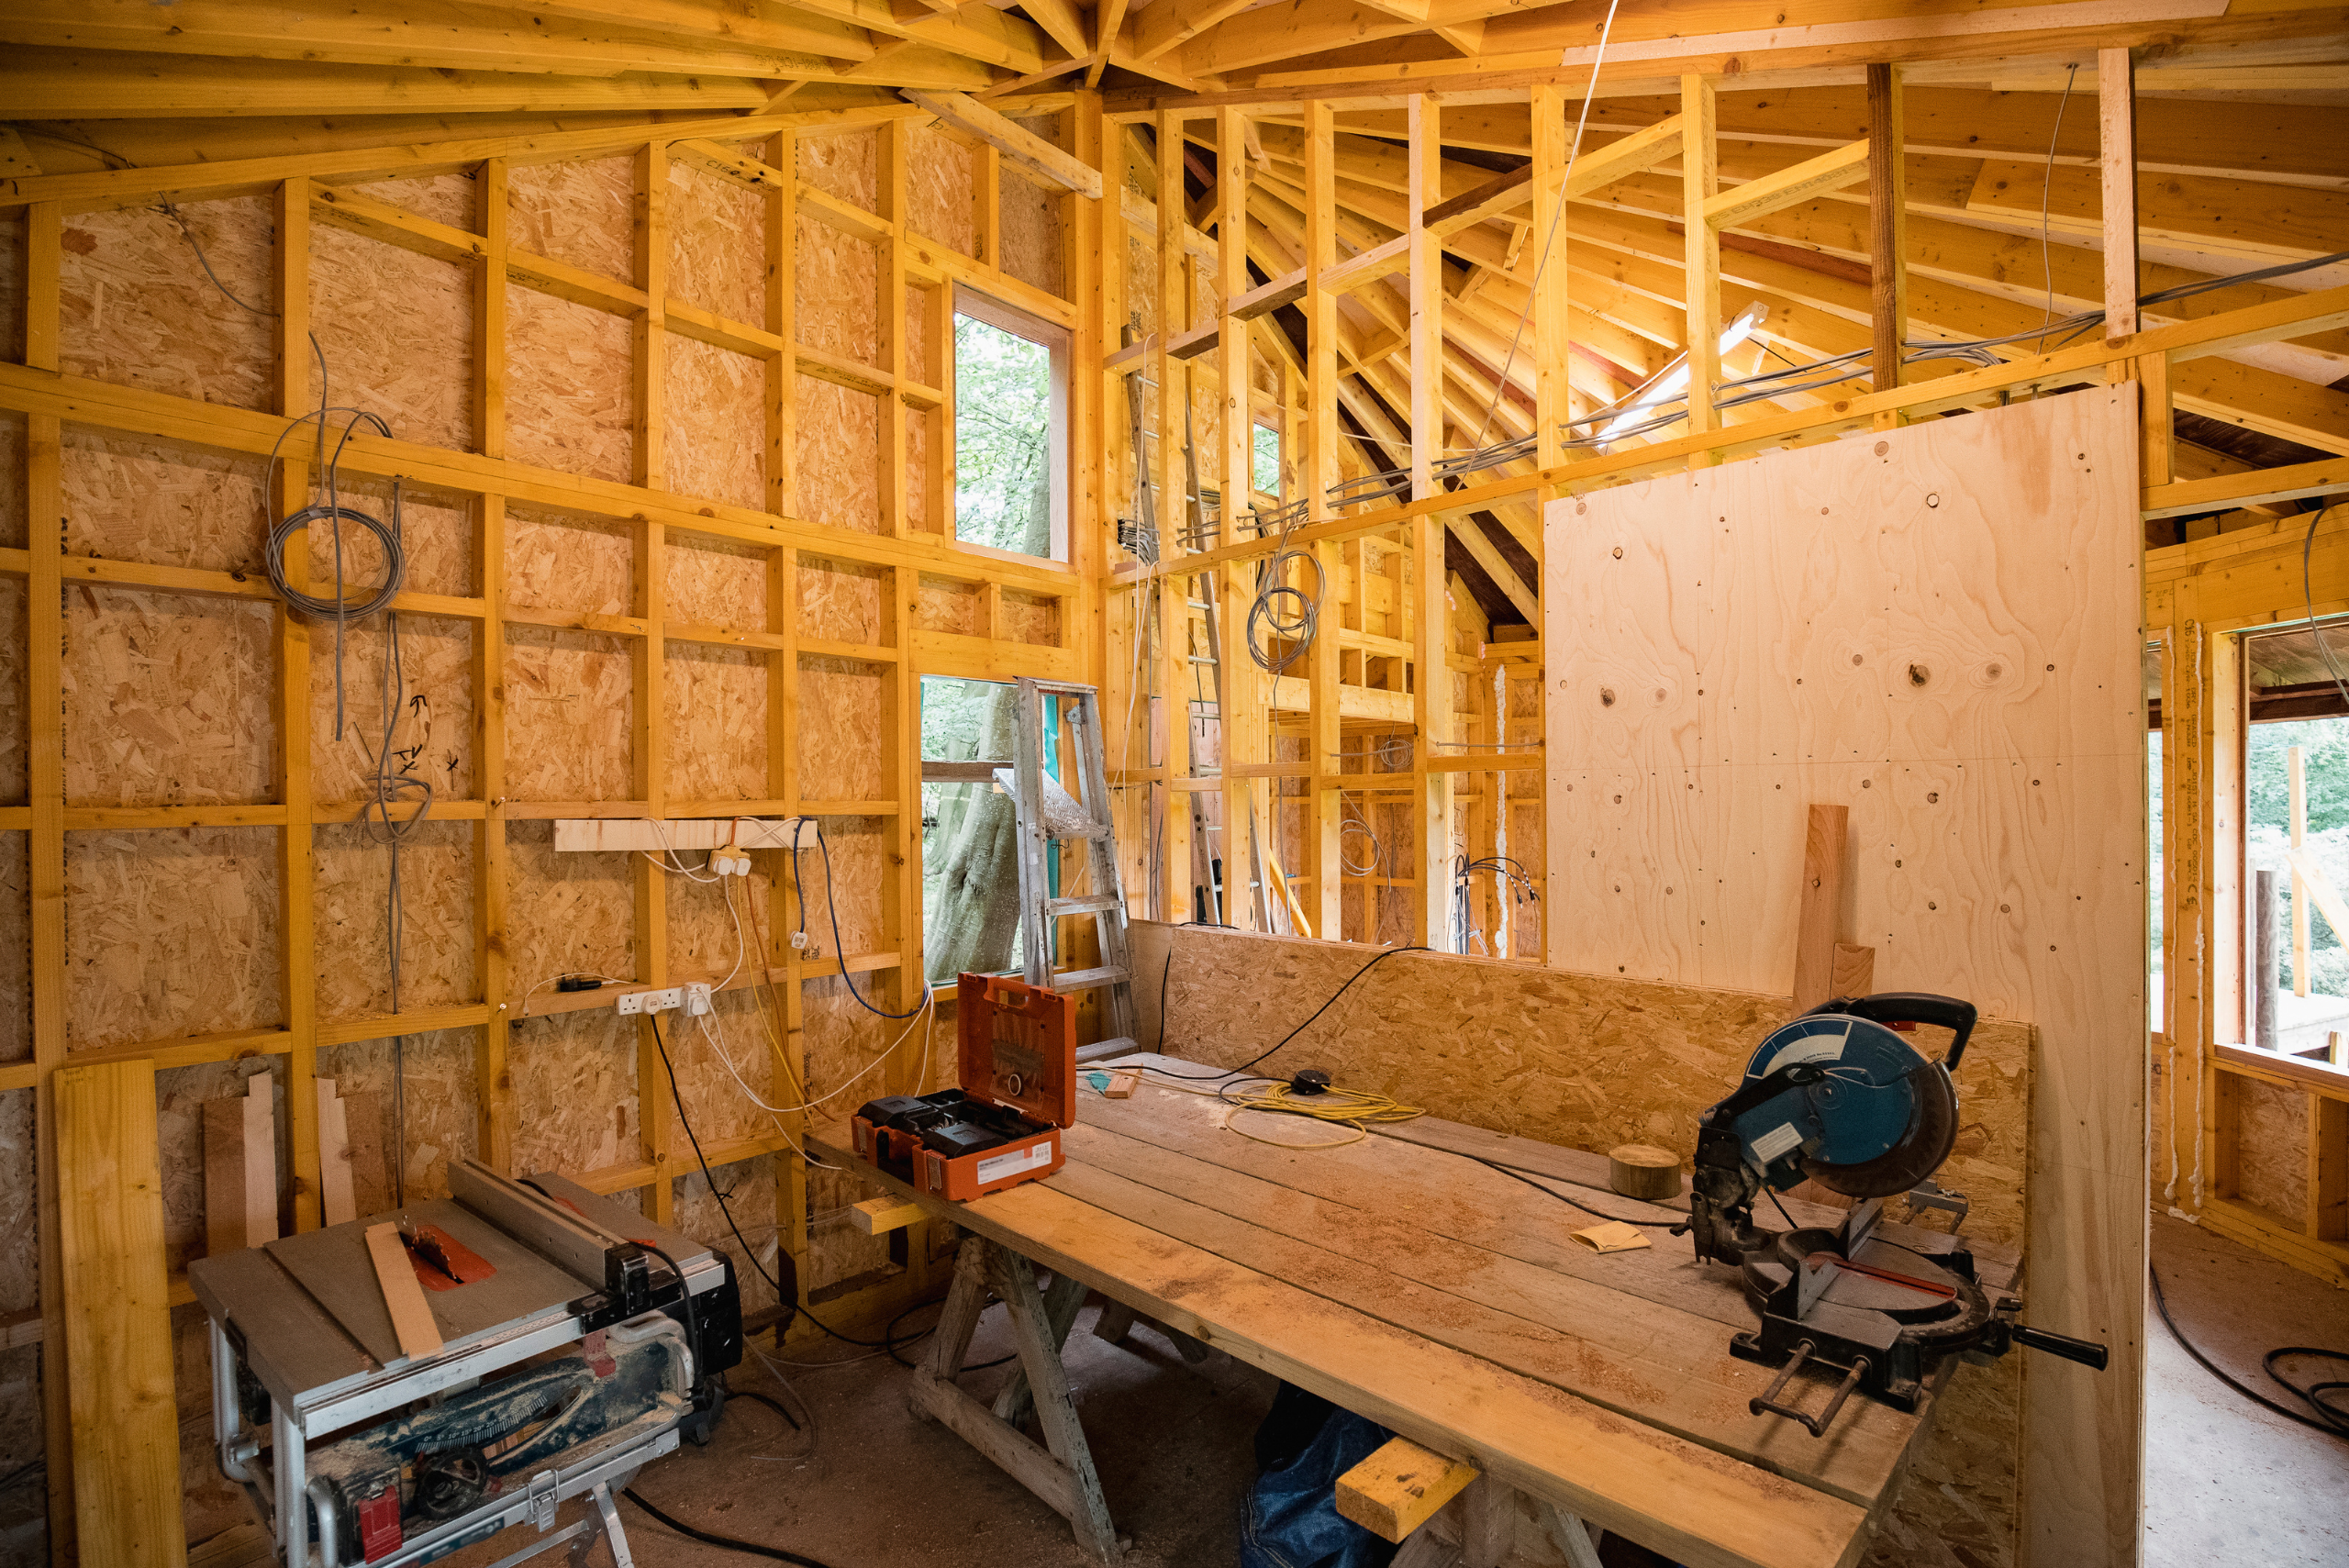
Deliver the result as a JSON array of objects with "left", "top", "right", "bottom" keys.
[
  {"left": 1044, "top": 893, "right": 1123, "bottom": 916},
  {"left": 1047, "top": 965, "right": 1130, "bottom": 991}
]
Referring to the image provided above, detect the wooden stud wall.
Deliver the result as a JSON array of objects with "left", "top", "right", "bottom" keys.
[{"left": 0, "top": 99, "right": 1107, "bottom": 1548}]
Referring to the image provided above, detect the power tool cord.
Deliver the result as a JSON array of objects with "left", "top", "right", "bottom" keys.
[
  {"left": 2149, "top": 1265, "right": 2349, "bottom": 1440},
  {"left": 621, "top": 1485, "right": 841, "bottom": 1566},
  {"left": 1149, "top": 943, "right": 1432, "bottom": 1080}
]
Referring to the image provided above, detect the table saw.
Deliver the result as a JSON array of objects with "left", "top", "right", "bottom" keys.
[{"left": 188, "top": 1159, "right": 742, "bottom": 1567}]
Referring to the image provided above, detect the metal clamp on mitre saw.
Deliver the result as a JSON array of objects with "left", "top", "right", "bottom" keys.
[{"left": 1687, "top": 992, "right": 2110, "bottom": 1437}]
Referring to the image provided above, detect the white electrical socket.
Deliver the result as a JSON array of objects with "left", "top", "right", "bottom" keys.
[
  {"left": 617, "top": 990, "right": 645, "bottom": 1016},
  {"left": 644, "top": 986, "right": 685, "bottom": 1014},
  {"left": 685, "top": 982, "right": 713, "bottom": 1016}
]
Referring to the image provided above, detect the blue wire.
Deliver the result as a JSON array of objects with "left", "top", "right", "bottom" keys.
[{"left": 794, "top": 821, "right": 930, "bottom": 1020}]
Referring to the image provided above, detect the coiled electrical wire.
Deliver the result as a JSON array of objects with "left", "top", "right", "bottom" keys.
[{"left": 1247, "top": 547, "right": 1326, "bottom": 676}]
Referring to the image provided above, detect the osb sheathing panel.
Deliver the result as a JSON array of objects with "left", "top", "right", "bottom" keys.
[
  {"left": 674, "top": 1160, "right": 783, "bottom": 1314},
  {"left": 655, "top": 986, "right": 776, "bottom": 1148},
  {"left": 914, "top": 575, "right": 980, "bottom": 635},
  {"left": 507, "top": 502, "right": 632, "bottom": 614},
  {"left": 2232, "top": 1074, "right": 2308, "bottom": 1223},
  {"left": 1129, "top": 920, "right": 2034, "bottom": 1249},
  {"left": 509, "top": 156, "right": 634, "bottom": 284},
  {"left": 1857, "top": 1352, "right": 2021, "bottom": 1568},
  {"left": 0, "top": 411, "right": 24, "bottom": 550},
  {"left": 0, "top": 581, "right": 24, "bottom": 804},
  {"left": 1001, "top": 589, "right": 1058, "bottom": 646},
  {"left": 908, "top": 125, "right": 977, "bottom": 257},
  {"left": 308, "top": 615, "right": 476, "bottom": 805},
  {"left": 664, "top": 645, "right": 768, "bottom": 801},
  {"left": 666, "top": 157, "right": 766, "bottom": 328},
  {"left": 505, "top": 819, "right": 633, "bottom": 995},
  {"left": 796, "top": 217, "right": 878, "bottom": 364},
  {"left": 311, "top": 224, "right": 474, "bottom": 454},
  {"left": 60, "top": 199, "right": 274, "bottom": 413},
  {"left": 346, "top": 172, "right": 478, "bottom": 231},
  {"left": 61, "top": 428, "right": 268, "bottom": 573},
  {"left": 157, "top": 1059, "right": 285, "bottom": 1270},
  {"left": 313, "top": 820, "right": 476, "bottom": 1018},
  {"left": 0, "top": 838, "right": 28, "bottom": 1063},
  {"left": 306, "top": 474, "right": 475, "bottom": 598},
  {"left": 505, "top": 283, "right": 634, "bottom": 484},
  {"left": 806, "top": 1155, "right": 896, "bottom": 1292},
  {"left": 907, "top": 407, "right": 931, "bottom": 533},
  {"left": 317, "top": 1029, "right": 480, "bottom": 1201},
  {"left": 797, "top": 554, "right": 884, "bottom": 642},
  {"left": 508, "top": 1007, "right": 638, "bottom": 1175},
  {"left": 667, "top": 336, "right": 767, "bottom": 512},
  {"left": 65, "top": 828, "right": 283, "bottom": 1051},
  {"left": 797, "top": 659, "right": 885, "bottom": 800},
  {"left": 504, "top": 627, "right": 633, "bottom": 801},
  {"left": 0, "top": 210, "right": 23, "bottom": 366},
  {"left": 794, "top": 379, "right": 880, "bottom": 533},
  {"left": 0, "top": 1092, "right": 36, "bottom": 1485},
  {"left": 797, "top": 817, "right": 887, "bottom": 956},
  {"left": 1000, "top": 165, "right": 1063, "bottom": 301},
  {"left": 664, "top": 870, "right": 779, "bottom": 991},
  {"left": 62, "top": 586, "right": 274, "bottom": 808},
  {"left": 667, "top": 534, "right": 768, "bottom": 628},
  {"left": 797, "top": 128, "right": 879, "bottom": 213}
]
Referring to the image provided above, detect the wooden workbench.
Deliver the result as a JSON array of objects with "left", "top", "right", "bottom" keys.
[{"left": 811, "top": 1055, "right": 2016, "bottom": 1568}]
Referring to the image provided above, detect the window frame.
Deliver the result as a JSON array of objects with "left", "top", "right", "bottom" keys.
[{"left": 951, "top": 285, "right": 1070, "bottom": 565}]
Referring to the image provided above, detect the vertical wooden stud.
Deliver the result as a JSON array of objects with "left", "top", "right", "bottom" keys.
[
  {"left": 1680, "top": 75, "right": 1720, "bottom": 459},
  {"left": 2310, "top": 1094, "right": 2347, "bottom": 1241},
  {"left": 476, "top": 158, "right": 508, "bottom": 459},
  {"left": 273, "top": 176, "right": 321, "bottom": 1232},
  {"left": 475, "top": 496, "right": 511, "bottom": 1173},
  {"left": 1304, "top": 100, "right": 1344, "bottom": 937},
  {"left": 1155, "top": 109, "right": 1192, "bottom": 922},
  {"left": 1866, "top": 64, "right": 1906, "bottom": 431},
  {"left": 2099, "top": 49, "right": 2141, "bottom": 344},
  {"left": 1530, "top": 86, "right": 1569, "bottom": 472},
  {"left": 768, "top": 129, "right": 796, "bottom": 519},
  {"left": 1408, "top": 95, "right": 1452, "bottom": 948},
  {"left": 631, "top": 140, "right": 673, "bottom": 1218},
  {"left": 635, "top": 141, "right": 669, "bottom": 491},
  {"left": 881, "top": 120, "right": 909, "bottom": 540},
  {"left": 1216, "top": 106, "right": 1264, "bottom": 930}
]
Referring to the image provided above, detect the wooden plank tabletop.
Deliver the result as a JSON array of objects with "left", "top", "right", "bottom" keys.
[{"left": 803, "top": 1055, "right": 2005, "bottom": 1568}]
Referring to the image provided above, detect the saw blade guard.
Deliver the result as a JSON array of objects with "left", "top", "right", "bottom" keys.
[{"left": 1732, "top": 997, "right": 1971, "bottom": 1200}]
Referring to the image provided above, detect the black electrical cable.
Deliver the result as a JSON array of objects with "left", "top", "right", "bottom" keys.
[
  {"left": 790, "top": 823, "right": 929, "bottom": 1020},
  {"left": 1473, "top": 1151, "right": 1688, "bottom": 1229},
  {"left": 729, "top": 1386, "right": 803, "bottom": 1432},
  {"left": 2149, "top": 1266, "right": 2349, "bottom": 1440},
  {"left": 1149, "top": 943, "right": 1432, "bottom": 1082},
  {"left": 882, "top": 1296, "right": 1016, "bottom": 1373},
  {"left": 620, "top": 1486, "right": 842, "bottom": 1567}
]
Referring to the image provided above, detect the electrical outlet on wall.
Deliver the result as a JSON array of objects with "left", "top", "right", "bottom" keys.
[
  {"left": 685, "top": 983, "right": 713, "bottom": 1016},
  {"left": 617, "top": 991, "right": 645, "bottom": 1016},
  {"left": 643, "top": 987, "right": 685, "bottom": 1014}
]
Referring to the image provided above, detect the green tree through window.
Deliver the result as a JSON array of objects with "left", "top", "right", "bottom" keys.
[{"left": 954, "top": 314, "right": 1053, "bottom": 557}]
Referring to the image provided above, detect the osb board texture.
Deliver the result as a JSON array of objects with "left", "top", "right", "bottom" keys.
[
  {"left": 1858, "top": 1351, "right": 2022, "bottom": 1568},
  {"left": 0, "top": 838, "right": 28, "bottom": 1063},
  {"left": 908, "top": 125, "right": 977, "bottom": 257},
  {"left": 796, "top": 217, "right": 878, "bottom": 364},
  {"left": 308, "top": 474, "right": 475, "bottom": 597},
  {"left": 509, "top": 1007, "right": 640, "bottom": 1174},
  {"left": 317, "top": 1028, "right": 480, "bottom": 1201},
  {"left": 313, "top": 820, "right": 476, "bottom": 1018},
  {"left": 61, "top": 428, "right": 266, "bottom": 573},
  {"left": 905, "top": 285, "right": 935, "bottom": 387},
  {"left": 797, "top": 554, "right": 885, "bottom": 641},
  {"left": 308, "top": 614, "right": 477, "bottom": 804},
  {"left": 665, "top": 870, "right": 782, "bottom": 993},
  {"left": 173, "top": 1302, "right": 249, "bottom": 1548},
  {"left": 796, "top": 378, "right": 880, "bottom": 533},
  {"left": 507, "top": 502, "right": 632, "bottom": 614},
  {"left": 907, "top": 406, "right": 931, "bottom": 533},
  {"left": 504, "top": 627, "right": 632, "bottom": 801},
  {"left": 311, "top": 222, "right": 474, "bottom": 453},
  {"left": 667, "top": 336, "right": 767, "bottom": 511},
  {"left": 674, "top": 1158, "right": 784, "bottom": 1315},
  {"left": 796, "top": 658, "right": 885, "bottom": 801},
  {"left": 797, "top": 128, "right": 879, "bottom": 214},
  {"left": 158, "top": 1058, "right": 286, "bottom": 1270},
  {"left": 999, "top": 165, "right": 1064, "bottom": 300},
  {"left": 0, "top": 410, "right": 24, "bottom": 550},
  {"left": 667, "top": 534, "right": 767, "bottom": 628},
  {"left": 1002, "top": 589, "right": 1058, "bottom": 646},
  {"left": 509, "top": 156, "right": 634, "bottom": 284},
  {"left": 2232, "top": 1074, "right": 2308, "bottom": 1223},
  {"left": 0, "top": 580, "right": 23, "bottom": 804},
  {"left": 505, "top": 819, "right": 634, "bottom": 996},
  {"left": 65, "top": 828, "right": 283, "bottom": 1051},
  {"left": 915, "top": 576, "right": 981, "bottom": 635},
  {"left": 62, "top": 586, "right": 273, "bottom": 807},
  {"left": 346, "top": 172, "right": 479, "bottom": 231},
  {"left": 60, "top": 199, "right": 274, "bottom": 412},
  {"left": 666, "top": 156, "right": 767, "bottom": 328},
  {"left": 665, "top": 644, "right": 768, "bottom": 801},
  {"left": 806, "top": 1154, "right": 896, "bottom": 1292},
  {"left": 796, "top": 817, "right": 888, "bottom": 957},
  {"left": 653, "top": 986, "right": 777, "bottom": 1148},
  {"left": 0, "top": 1092, "right": 35, "bottom": 1482},
  {"left": 505, "top": 283, "right": 634, "bottom": 484},
  {"left": 1128, "top": 920, "right": 2034, "bottom": 1251}
]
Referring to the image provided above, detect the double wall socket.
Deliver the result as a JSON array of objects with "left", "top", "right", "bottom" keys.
[{"left": 617, "top": 987, "right": 685, "bottom": 1016}]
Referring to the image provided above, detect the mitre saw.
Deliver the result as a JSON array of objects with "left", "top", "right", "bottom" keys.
[{"left": 1688, "top": 992, "right": 2108, "bottom": 1437}]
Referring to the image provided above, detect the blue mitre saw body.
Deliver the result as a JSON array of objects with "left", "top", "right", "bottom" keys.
[{"left": 1727, "top": 1011, "right": 1955, "bottom": 1198}]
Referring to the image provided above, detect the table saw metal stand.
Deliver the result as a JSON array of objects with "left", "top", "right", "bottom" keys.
[{"left": 907, "top": 1236, "right": 1124, "bottom": 1562}]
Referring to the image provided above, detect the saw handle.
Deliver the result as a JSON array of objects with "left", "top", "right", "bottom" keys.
[
  {"left": 1816, "top": 992, "right": 1978, "bottom": 1073},
  {"left": 2012, "top": 1324, "right": 2110, "bottom": 1371}
]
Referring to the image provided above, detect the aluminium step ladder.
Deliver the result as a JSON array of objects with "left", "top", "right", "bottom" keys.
[{"left": 1004, "top": 676, "right": 1141, "bottom": 1064}]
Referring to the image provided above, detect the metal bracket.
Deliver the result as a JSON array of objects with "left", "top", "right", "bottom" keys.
[
  {"left": 1748, "top": 1339, "right": 1869, "bottom": 1438},
  {"left": 1905, "top": 1176, "right": 1970, "bottom": 1232},
  {"left": 528, "top": 1469, "right": 559, "bottom": 1531}
]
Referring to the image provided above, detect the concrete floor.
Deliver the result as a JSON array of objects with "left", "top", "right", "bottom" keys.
[{"left": 370, "top": 1216, "right": 2349, "bottom": 1568}]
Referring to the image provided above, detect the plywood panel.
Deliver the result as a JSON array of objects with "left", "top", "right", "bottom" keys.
[
  {"left": 60, "top": 430, "right": 268, "bottom": 574},
  {"left": 509, "top": 156, "right": 633, "bottom": 284},
  {"left": 317, "top": 1029, "right": 479, "bottom": 1203},
  {"left": 908, "top": 124, "right": 977, "bottom": 257},
  {"left": 307, "top": 614, "right": 475, "bottom": 805},
  {"left": 65, "top": 829, "right": 282, "bottom": 1051},
  {"left": 999, "top": 164, "right": 1063, "bottom": 300},
  {"left": 2232, "top": 1075, "right": 2308, "bottom": 1221},
  {"left": 664, "top": 645, "right": 767, "bottom": 802},
  {"left": 796, "top": 217, "right": 878, "bottom": 366},
  {"left": 503, "top": 628, "right": 632, "bottom": 801},
  {"left": 1001, "top": 590, "right": 1058, "bottom": 646},
  {"left": 313, "top": 820, "right": 476, "bottom": 1018},
  {"left": 311, "top": 225, "right": 473, "bottom": 453},
  {"left": 63, "top": 587, "right": 273, "bottom": 808},
  {"left": 60, "top": 199, "right": 273, "bottom": 412},
  {"left": 505, "top": 284, "right": 633, "bottom": 484},
  {"left": 666, "top": 535, "right": 767, "bottom": 629},
  {"left": 666, "top": 155, "right": 765, "bottom": 327},
  {"left": 796, "top": 659, "right": 885, "bottom": 800},
  {"left": 506, "top": 503, "right": 631, "bottom": 615},
  {"left": 667, "top": 337, "right": 766, "bottom": 511}
]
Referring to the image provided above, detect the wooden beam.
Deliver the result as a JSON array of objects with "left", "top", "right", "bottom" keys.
[
  {"left": 1703, "top": 139, "right": 1868, "bottom": 230},
  {"left": 1866, "top": 64, "right": 1905, "bottom": 408},
  {"left": 56, "top": 1060, "right": 186, "bottom": 1568},
  {"left": 1336, "top": 1437, "right": 1481, "bottom": 1543},
  {"left": 2099, "top": 49, "right": 2142, "bottom": 343},
  {"left": 1791, "top": 804, "right": 1848, "bottom": 1009},
  {"left": 902, "top": 89, "right": 1105, "bottom": 200},
  {"left": 1422, "top": 163, "right": 1532, "bottom": 241},
  {"left": 1533, "top": 86, "right": 1568, "bottom": 471},
  {"left": 2141, "top": 455, "right": 2349, "bottom": 519},
  {"left": 1681, "top": 76, "right": 1720, "bottom": 452}
]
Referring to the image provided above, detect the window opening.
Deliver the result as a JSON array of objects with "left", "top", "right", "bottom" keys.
[
  {"left": 920, "top": 675, "right": 1063, "bottom": 984},
  {"left": 1252, "top": 421, "right": 1283, "bottom": 501},
  {"left": 2241, "top": 621, "right": 2349, "bottom": 1055},
  {"left": 953, "top": 294, "right": 1066, "bottom": 561}
]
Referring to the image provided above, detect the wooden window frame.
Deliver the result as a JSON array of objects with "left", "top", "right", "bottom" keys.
[{"left": 951, "top": 285, "right": 1070, "bottom": 565}]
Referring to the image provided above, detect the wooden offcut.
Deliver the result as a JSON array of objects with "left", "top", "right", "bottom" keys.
[
  {"left": 317, "top": 1077, "right": 358, "bottom": 1227},
  {"left": 1607, "top": 1144, "right": 1681, "bottom": 1201},
  {"left": 1791, "top": 806, "right": 1849, "bottom": 1010},
  {"left": 365, "top": 1222, "right": 445, "bottom": 1361},
  {"left": 850, "top": 1195, "right": 926, "bottom": 1235},
  {"left": 56, "top": 1060, "right": 187, "bottom": 1568},
  {"left": 1335, "top": 1437, "right": 1481, "bottom": 1544},
  {"left": 1831, "top": 942, "right": 1877, "bottom": 999}
]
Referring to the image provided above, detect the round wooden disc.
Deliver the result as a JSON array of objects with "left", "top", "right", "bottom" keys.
[{"left": 1608, "top": 1143, "right": 1683, "bottom": 1201}]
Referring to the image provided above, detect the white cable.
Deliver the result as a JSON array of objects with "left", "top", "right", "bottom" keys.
[
  {"left": 642, "top": 817, "right": 722, "bottom": 882},
  {"left": 699, "top": 979, "right": 937, "bottom": 1118},
  {"left": 518, "top": 971, "right": 633, "bottom": 1018}
]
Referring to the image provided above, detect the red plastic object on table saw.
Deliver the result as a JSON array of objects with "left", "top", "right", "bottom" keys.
[{"left": 851, "top": 973, "right": 1075, "bottom": 1202}]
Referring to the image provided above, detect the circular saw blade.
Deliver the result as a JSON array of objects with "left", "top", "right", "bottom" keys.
[{"left": 1802, "top": 1061, "right": 1959, "bottom": 1199}]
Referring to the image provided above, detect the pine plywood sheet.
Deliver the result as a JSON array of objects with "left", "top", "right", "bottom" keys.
[
  {"left": 2232, "top": 1075, "right": 2308, "bottom": 1223},
  {"left": 308, "top": 614, "right": 476, "bottom": 805},
  {"left": 509, "top": 157, "right": 633, "bottom": 284},
  {"left": 797, "top": 128, "right": 878, "bottom": 213},
  {"left": 60, "top": 199, "right": 273, "bottom": 413},
  {"left": 908, "top": 125, "right": 976, "bottom": 257},
  {"left": 509, "top": 1008, "right": 638, "bottom": 1176},
  {"left": 504, "top": 628, "right": 633, "bottom": 801},
  {"left": 666, "top": 534, "right": 768, "bottom": 628},
  {"left": 666, "top": 156, "right": 765, "bottom": 328},
  {"left": 505, "top": 819, "right": 633, "bottom": 998},
  {"left": 317, "top": 1029, "right": 479, "bottom": 1202},
  {"left": 0, "top": 580, "right": 24, "bottom": 805},
  {"left": 0, "top": 837, "right": 28, "bottom": 1063},
  {"left": 63, "top": 587, "right": 273, "bottom": 808},
  {"left": 61, "top": 429, "right": 268, "bottom": 573},
  {"left": 505, "top": 284, "right": 634, "bottom": 484},
  {"left": 674, "top": 1159, "right": 783, "bottom": 1315},
  {"left": 507, "top": 503, "right": 631, "bottom": 615},
  {"left": 313, "top": 820, "right": 476, "bottom": 1018},
  {"left": 914, "top": 576, "right": 980, "bottom": 635},
  {"left": 796, "top": 554, "right": 884, "bottom": 642},
  {"left": 664, "top": 644, "right": 767, "bottom": 801},
  {"left": 667, "top": 337, "right": 766, "bottom": 512},
  {"left": 65, "top": 828, "right": 282, "bottom": 1051},
  {"left": 311, "top": 224, "right": 474, "bottom": 454},
  {"left": 796, "top": 660, "right": 885, "bottom": 801},
  {"left": 794, "top": 379, "right": 879, "bottom": 533},
  {"left": 345, "top": 172, "right": 478, "bottom": 230},
  {"left": 157, "top": 1060, "right": 281, "bottom": 1272},
  {"left": 999, "top": 166, "right": 1063, "bottom": 301}
]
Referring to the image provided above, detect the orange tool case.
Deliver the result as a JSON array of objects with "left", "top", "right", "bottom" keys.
[{"left": 849, "top": 973, "right": 1075, "bottom": 1202}]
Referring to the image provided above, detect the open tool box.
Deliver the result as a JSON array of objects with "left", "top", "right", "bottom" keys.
[{"left": 851, "top": 973, "right": 1076, "bottom": 1200}]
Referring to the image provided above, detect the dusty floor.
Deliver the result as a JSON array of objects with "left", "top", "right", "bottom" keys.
[{"left": 237, "top": 1213, "right": 2348, "bottom": 1568}]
